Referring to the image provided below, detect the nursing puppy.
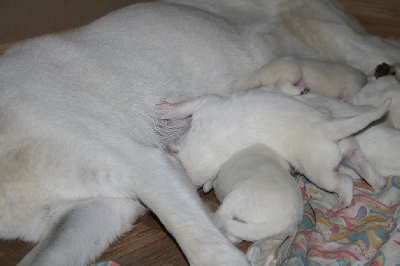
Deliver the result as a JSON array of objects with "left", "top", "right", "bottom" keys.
[
  {"left": 2, "top": 0, "right": 400, "bottom": 265},
  {"left": 212, "top": 144, "right": 303, "bottom": 265},
  {"left": 296, "top": 92, "right": 400, "bottom": 178},
  {"left": 161, "top": 88, "right": 390, "bottom": 211},
  {"left": 241, "top": 57, "right": 367, "bottom": 99}
]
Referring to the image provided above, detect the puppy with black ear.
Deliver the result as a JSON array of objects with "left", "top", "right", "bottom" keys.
[
  {"left": 160, "top": 88, "right": 390, "bottom": 212},
  {"left": 211, "top": 144, "right": 303, "bottom": 266}
]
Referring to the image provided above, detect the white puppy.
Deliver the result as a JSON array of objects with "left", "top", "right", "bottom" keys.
[
  {"left": 1, "top": 0, "right": 400, "bottom": 264},
  {"left": 296, "top": 92, "right": 400, "bottom": 178},
  {"left": 161, "top": 89, "right": 390, "bottom": 211},
  {"left": 355, "top": 124, "right": 400, "bottom": 177},
  {"left": 212, "top": 144, "right": 303, "bottom": 265},
  {"left": 241, "top": 57, "right": 367, "bottom": 98},
  {"left": 351, "top": 76, "right": 400, "bottom": 128}
]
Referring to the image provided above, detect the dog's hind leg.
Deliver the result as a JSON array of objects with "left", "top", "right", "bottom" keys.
[
  {"left": 302, "top": 142, "right": 354, "bottom": 211},
  {"left": 158, "top": 95, "right": 222, "bottom": 120},
  {"left": 240, "top": 57, "right": 304, "bottom": 95},
  {"left": 339, "top": 137, "right": 387, "bottom": 190},
  {"left": 18, "top": 197, "right": 145, "bottom": 266},
  {"left": 315, "top": 171, "right": 354, "bottom": 212}
]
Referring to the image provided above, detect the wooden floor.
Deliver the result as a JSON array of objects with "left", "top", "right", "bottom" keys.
[
  {"left": 0, "top": 192, "right": 251, "bottom": 266},
  {"left": 1, "top": 1, "right": 400, "bottom": 265}
]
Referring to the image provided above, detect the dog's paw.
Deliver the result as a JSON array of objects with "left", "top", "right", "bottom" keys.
[
  {"left": 202, "top": 180, "right": 214, "bottom": 193},
  {"left": 365, "top": 178, "right": 387, "bottom": 195},
  {"left": 331, "top": 200, "right": 351, "bottom": 213},
  {"left": 277, "top": 82, "right": 303, "bottom": 96},
  {"left": 374, "top": 62, "right": 396, "bottom": 79},
  {"left": 247, "top": 244, "right": 278, "bottom": 266},
  {"left": 156, "top": 101, "right": 172, "bottom": 119},
  {"left": 156, "top": 100, "right": 175, "bottom": 120},
  {"left": 226, "top": 233, "right": 242, "bottom": 244},
  {"left": 369, "top": 176, "right": 388, "bottom": 192},
  {"left": 300, "top": 87, "right": 310, "bottom": 95}
]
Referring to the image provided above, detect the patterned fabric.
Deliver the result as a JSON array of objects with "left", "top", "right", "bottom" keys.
[
  {"left": 283, "top": 176, "right": 400, "bottom": 266},
  {"left": 91, "top": 261, "right": 120, "bottom": 266}
]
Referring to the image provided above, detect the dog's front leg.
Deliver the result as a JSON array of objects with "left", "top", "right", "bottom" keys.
[
  {"left": 131, "top": 148, "right": 249, "bottom": 266},
  {"left": 18, "top": 198, "right": 145, "bottom": 266},
  {"left": 302, "top": 145, "right": 354, "bottom": 212}
]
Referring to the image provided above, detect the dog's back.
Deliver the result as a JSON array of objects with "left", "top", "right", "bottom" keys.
[{"left": 213, "top": 144, "right": 303, "bottom": 243}]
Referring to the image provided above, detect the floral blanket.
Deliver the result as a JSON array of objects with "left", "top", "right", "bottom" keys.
[{"left": 282, "top": 175, "right": 400, "bottom": 266}]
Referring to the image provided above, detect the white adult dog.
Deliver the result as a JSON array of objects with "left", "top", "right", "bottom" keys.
[
  {"left": 1, "top": 0, "right": 400, "bottom": 265},
  {"left": 213, "top": 144, "right": 303, "bottom": 265},
  {"left": 160, "top": 89, "right": 389, "bottom": 211}
]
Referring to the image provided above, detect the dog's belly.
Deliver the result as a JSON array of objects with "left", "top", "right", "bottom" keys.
[{"left": 1, "top": 2, "right": 266, "bottom": 148}]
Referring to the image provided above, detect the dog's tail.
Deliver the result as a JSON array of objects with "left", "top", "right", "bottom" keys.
[
  {"left": 320, "top": 98, "right": 391, "bottom": 141},
  {"left": 221, "top": 219, "right": 288, "bottom": 242}
]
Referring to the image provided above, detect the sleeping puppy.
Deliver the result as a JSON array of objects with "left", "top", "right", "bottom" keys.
[
  {"left": 350, "top": 76, "right": 400, "bottom": 128},
  {"left": 241, "top": 57, "right": 367, "bottom": 99},
  {"left": 296, "top": 92, "right": 400, "bottom": 178},
  {"left": 160, "top": 88, "right": 390, "bottom": 211},
  {"left": 212, "top": 144, "right": 303, "bottom": 265}
]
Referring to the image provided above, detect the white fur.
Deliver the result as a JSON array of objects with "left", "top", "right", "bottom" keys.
[
  {"left": 351, "top": 76, "right": 400, "bottom": 128},
  {"left": 213, "top": 144, "right": 303, "bottom": 265},
  {"left": 1, "top": 0, "right": 400, "bottom": 265},
  {"left": 241, "top": 57, "right": 367, "bottom": 98},
  {"left": 297, "top": 92, "right": 400, "bottom": 178},
  {"left": 162, "top": 89, "right": 389, "bottom": 211}
]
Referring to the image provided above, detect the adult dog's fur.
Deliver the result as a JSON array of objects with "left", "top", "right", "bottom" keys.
[
  {"left": 1, "top": 0, "right": 400, "bottom": 265},
  {"left": 160, "top": 89, "right": 389, "bottom": 211}
]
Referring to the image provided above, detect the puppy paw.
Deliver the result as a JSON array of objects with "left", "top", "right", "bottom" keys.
[
  {"left": 331, "top": 199, "right": 351, "bottom": 213},
  {"left": 265, "top": 256, "right": 278, "bottom": 266},
  {"left": 156, "top": 100, "right": 174, "bottom": 119},
  {"left": 300, "top": 87, "right": 310, "bottom": 95},
  {"left": 277, "top": 82, "right": 303, "bottom": 96},
  {"left": 247, "top": 244, "right": 278, "bottom": 266},
  {"left": 366, "top": 178, "right": 387, "bottom": 195},
  {"left": 226, "top": 234, "right": 242, "bottom": 244},
  {"left": 369, "top": 176, "right": 388, "bottom": 192},
  {"left": 374, "top": 63, "right": 396, "bottom": 79}
]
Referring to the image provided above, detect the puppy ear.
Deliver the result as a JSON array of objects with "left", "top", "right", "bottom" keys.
[{"left": 167, "top": 142, "right": 180, "bottom": 153}]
